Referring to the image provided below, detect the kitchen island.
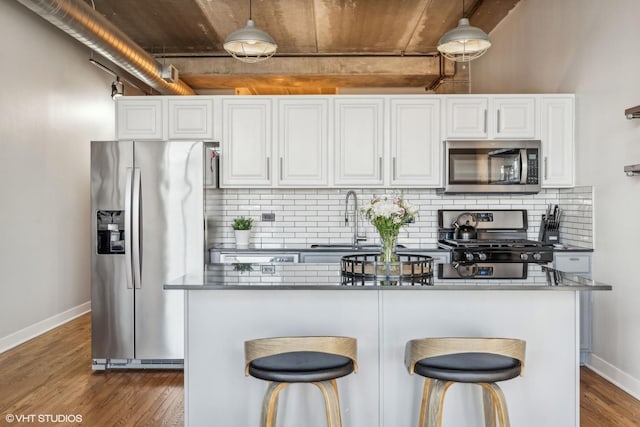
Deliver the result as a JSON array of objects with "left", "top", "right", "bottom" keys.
[{"left": 165, "top": 262, "right": 611, "bottom": 427}]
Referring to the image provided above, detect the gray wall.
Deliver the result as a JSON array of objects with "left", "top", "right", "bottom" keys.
[
  {"left": 472, "top": 0, "right": 640, "bottom": 398},
  {"left": 0, "top": 2, "right": 115, "bottom": 349}
]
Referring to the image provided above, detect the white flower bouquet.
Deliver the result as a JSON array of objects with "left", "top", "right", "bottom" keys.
[{"left": 361, "top": 194, "right": 418, "bottom": 262}]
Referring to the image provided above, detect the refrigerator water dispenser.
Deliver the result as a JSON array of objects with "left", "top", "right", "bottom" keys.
[{"left": 97, "top": 210, "right": 125, "bottom": 254}]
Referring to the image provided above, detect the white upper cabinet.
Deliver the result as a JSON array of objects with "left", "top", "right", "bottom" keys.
[
  {"left": 167, "top": 98, "right": 214, "bottom": 140},
  {"left": 390, "top": 97, "right": 441, "bottom": 187},
  {"left": 333, "top": 98, "right": 385, "bottom": 186},
  {"left": 445, "top": 96, "right": 537, "bottom": 139},
  {"left": 277, "top": 98, "right": 329, "bottom": 186},
  {"left": 445, "top": 97, "right": 489, "bottom": 139},
  {"left": 220, "top": 98, "right": 272, "bottom": 187},
  {"left": 116, "top": 97, "right": 166, "bottom": 140},
  {"left": 493, "top": 97, "right": 537, "bottom": 139},
  {"left": 541, "top": 95, "right": 574, "bottom": 187},
  {"left": 114, "top": 94, "right": 573, "bottom": 189}
]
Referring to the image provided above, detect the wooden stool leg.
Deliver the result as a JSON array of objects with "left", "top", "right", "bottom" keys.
[
  {"left": 480, "top": 383, "right": 511, "bottom": 427},
  {"left": 418, "top": 378, "right": 431, "bottom": 427},
  {"left": 424, "top": 379, "right": 453, "bottom": 427},
  {"left": 260, "top": 382, "right": 289, "bottom": 427},
  {"left": 481, "top": 384, "right": 497, "bottom": 427},
  {"left": 313, "top": 380, "right": 343, "bottom": 427}
]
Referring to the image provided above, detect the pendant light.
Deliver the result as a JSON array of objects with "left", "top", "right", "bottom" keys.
[
  {"left": 224, "top": 0, "right": 277, "bottom": 63},
  {"left": 437, "top": 0, "right": 491, "bottom": 62}
]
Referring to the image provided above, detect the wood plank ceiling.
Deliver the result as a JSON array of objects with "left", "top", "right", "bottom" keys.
[{"left": 91, "top": 0, "right": 520, "bottom": 94}]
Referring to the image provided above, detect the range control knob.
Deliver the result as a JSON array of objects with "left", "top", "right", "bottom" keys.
[
  {"left": 520, "top": 253, "right": 529, "bottom": 261},
  {"left": 465, "top": 252, "right": 475, "bottom": 261},
  {"left": 477, "top": 252, "right": 487, "bottom": 261},
  {"left": 533, "top": 253, "right": 542, "bottom": 261}
]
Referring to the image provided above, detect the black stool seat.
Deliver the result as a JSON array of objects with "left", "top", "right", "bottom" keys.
[
  {"left": 249, "top": 351, "right": 355, "bottom": 383},
  {"left": 245, "top": 336, "right": 357, "bottom": 427},
  {"left": 414, "top": 352, "right": 522, "bottom": 383},
  {"left": 406, "top": 338, "right": 526, "bottom": 427}
]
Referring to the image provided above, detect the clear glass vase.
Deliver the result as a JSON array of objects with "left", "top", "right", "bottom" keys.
[
  {"left": 377, "top": 229, "right": 399, "bottom": 285},
  {"left": 379, "top": 230, "right": 399, "bottom": 264}
]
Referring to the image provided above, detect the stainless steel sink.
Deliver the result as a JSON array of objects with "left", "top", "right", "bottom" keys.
[{"left": 309, "top": 244, "right": 406, "bottom": 249}]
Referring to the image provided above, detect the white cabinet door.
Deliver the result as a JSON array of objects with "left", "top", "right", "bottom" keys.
[
  {"left": 541, "top": 96, "right": 574, "bottom": 187},
  {"left": 221, "top": 98, "right": 272, "bottom": 187},
  {"left": 445, "top": 97, "right": 488, "bottom": 139},
  {"left": 390, "top": 98, "right": 441, "bottom": 187},
  {"left": 277, "top": 98, "right": 329, "bottom": 186},
  {"left": 116, "top": 97, "right": 165, "bottom": 140},
  {"left": 333, "top": 98, "right": 385, "bottom": 186},
  {"left": 445, "top": 96, "right": 537, "bottom": 140},
  {"left": 493, "top": 97, "right": 536, "bottom": 139},
  {"left": 168, "top": 98, "right": 213, "bottom": 140}
]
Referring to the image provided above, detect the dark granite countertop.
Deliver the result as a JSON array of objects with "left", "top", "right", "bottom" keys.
[
  {"left": 165, "top": 263, "right": 611, "bottom": 291},
  {"left": 208, "top": 245, "right": 448, "bottom": 253},
  {"left": 551, "top": 245, "right": 594, "bottom": 252},
  {"left": 208, "top": 244, "right": 593, "bottom": 253}
]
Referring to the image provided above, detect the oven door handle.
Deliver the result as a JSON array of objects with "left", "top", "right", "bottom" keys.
[{"left": 519, "top": 148, "right": 528, "bottom": 184}]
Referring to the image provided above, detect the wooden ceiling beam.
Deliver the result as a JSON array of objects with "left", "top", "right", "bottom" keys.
[{"left": 170, "top": 55, "right": 448, "bottom": 89}]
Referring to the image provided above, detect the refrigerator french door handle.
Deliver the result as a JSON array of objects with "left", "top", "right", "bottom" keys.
[
  {"left": 124, "top": 168, "right": 134, "bottom": 290},
  {"left": 132, "top": 167, "right": 142, "bottom": 289}
]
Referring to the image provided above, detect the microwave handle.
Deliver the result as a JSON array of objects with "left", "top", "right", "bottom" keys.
[{"left": 519, "top": 149, "right": 528, "bottom": 184}]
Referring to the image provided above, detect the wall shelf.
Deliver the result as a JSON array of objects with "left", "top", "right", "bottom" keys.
[
  {"left": 625, "top": 105, "right": 640, "bottom": 119},
  {"left": 624, "top": 164, "right": 640, "bottom": 176}
]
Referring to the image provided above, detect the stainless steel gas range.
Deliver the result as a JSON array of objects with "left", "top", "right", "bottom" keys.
[{"left": 437, "top": 209, "right": 553, "bottom": 265}]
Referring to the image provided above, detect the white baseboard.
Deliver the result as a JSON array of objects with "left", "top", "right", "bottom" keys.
[
  {"left": 0, "top": 301, "right": 91, "bottom": 354},
  {"left": 587, "top": 353, "right": 640, "bottom": 401}
]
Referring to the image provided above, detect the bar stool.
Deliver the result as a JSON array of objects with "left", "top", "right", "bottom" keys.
[
  {"left": 244, "top": 336, "right": 357, "bottom": 427},
  {"left": 404, "top": 337, "right": 526, "bottom": 427}
]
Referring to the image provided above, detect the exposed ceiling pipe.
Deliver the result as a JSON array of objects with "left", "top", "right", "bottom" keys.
[{"left": 16, "top": 0, "right": 195, "bottom": 96}]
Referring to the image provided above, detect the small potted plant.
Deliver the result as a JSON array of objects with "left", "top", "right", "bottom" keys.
[{"left": 232, "top": 216, "right": 253, "bottom": 248}]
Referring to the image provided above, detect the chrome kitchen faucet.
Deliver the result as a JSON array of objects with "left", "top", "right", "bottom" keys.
[{"left": 345, "top": 190, "right": 367, "bottom": 248}]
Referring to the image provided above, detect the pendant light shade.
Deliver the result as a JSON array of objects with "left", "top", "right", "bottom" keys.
[
  {"left": 437, "top": 17, "right": 491, "bottom": 62},
  {"left": 224, "top": 1, "right": 277, "bottom": 64}
]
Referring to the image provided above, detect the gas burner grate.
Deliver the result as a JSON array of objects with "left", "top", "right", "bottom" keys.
[{"left": 441, "top": 239, "right": 553, "bottom": 249}]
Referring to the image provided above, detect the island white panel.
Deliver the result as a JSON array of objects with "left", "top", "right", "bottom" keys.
[
  {"left": 183, "top": 288, "right": 579, "bottom": 427},
  {"left": 381, "top": 290, "right": 578, "bottom": 427},
  {"left": 185, "top": 290, "right": 380, "bottom": 427}
]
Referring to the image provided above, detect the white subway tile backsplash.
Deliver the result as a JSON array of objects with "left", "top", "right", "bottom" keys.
[
  {"left": 205, "top": 187, "right": 593, "bottom": 249},
  {"left": 558, "top": 186, "right": 593, "bottom": 248}
]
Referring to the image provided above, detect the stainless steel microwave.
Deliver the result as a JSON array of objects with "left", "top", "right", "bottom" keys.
[{"left": 444, "top": 140, "right": 541, "bottom": 194}]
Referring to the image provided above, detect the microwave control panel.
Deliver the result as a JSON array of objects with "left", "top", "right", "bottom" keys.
[{"left": 526, "top": 150, "right": 539, "bottom": 184}]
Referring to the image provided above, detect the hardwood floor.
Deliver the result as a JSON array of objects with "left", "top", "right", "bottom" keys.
[
  {"left": 581, "top": 366, "right": 640, "bottom": 427},
  {"left": 0, "top": 313, "right": 183, "bottom": 426},
  {"left": 1, "top": 313, "right": 639, "bottom": 426}
]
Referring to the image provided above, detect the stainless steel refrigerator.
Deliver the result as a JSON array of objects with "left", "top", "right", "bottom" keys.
[{"left": 91, "top": 140, "right": 217, "bottom": 370}]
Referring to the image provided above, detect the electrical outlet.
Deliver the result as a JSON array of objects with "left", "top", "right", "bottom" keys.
[
  {"left": 261, "top": 265, "right": 276, "bottom": 274},
  {"left": 261, "top": 213, "right": 275, "bottom": 222}
]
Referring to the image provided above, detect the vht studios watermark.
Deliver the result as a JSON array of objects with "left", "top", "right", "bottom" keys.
[{"left": 5, "top": 413, "right": 83, "bottom": 423}]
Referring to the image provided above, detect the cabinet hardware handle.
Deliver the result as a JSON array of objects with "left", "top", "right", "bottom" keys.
[
  {"left": 379, "top": 157, "right": 383, "bottom": 181},
  {"left": 569, "top": 258, "right": 580, "bottom": 261},
  {"left": 280, "top": 157, "right": 283, "bottom": 181},
  {"left": 393, "top": 157, "right": 397, "bottom": 181},
  {"left": 484, "top": 109, "right": 488, "bottom": 133},
  {"left": 497, "top": 110, "right": 500, "bottom": 133},
  {"left": 267, "top": 157, "right": 270, "bottom": 180}
]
